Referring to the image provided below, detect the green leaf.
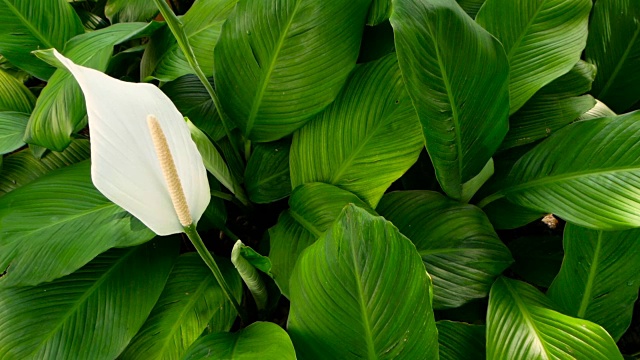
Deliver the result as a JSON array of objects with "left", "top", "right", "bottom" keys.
[
  {"left": 105, "top": 0, "right": 159, "bottom": 23},
  {"left": 479, "top": 111, "right": 640, "bottom": 230},
  {"left": 487, "top": 277, "right": 623, "bottom": 360},
  {"left": 0, "top": 238, "right": 179, "bottom": 359},
  {"left": 245, "top": 140, "right": 291, "bottom": 204},
  {"left": 578, "top": 100, "right": 617, "bottom": 121},
  {"left": 183, "top": 322, "right": 296, "bottom": 360},
  {"left": 0, "top": 68, "right": 35, "bottom": 113},
  {"left": 0, "top": 0, "right": 83, "bottom": 79},
  {"left": 268, "top": 182, "right": 374, "bottom": 297},
  {"left": 509, "top": 236, "right": 563, "bottom": 288},
  {"left": 161, "top": 75, "right": 226, "bottom": 141},
  {"left": 141, "top": 0, "right": 237, "bottom": 81},
  {"left": 547, "top": 224, "right": 640, "bottom": 341},
  {"left": 482, "top": 198, "right": 544, "bottom": 230},
  {"left": 187, "top": 118, "right": 242, "bottom": 201},
  {"left": 26, "top": 22, "right": 161, "bottom": 151},
  {"left": 231, "top": 241, "right": 268, "bottom": 311},
  {"left": 120, "top": 253, "right": 241, "bottom": 360},
  {"left": 455, "top": 0, "right": 485, "bottom": 18},
  {"left": 586, "top": 0, "right": 640, "bottom": 112},
  {"left": 501, "top": 60, "right": 597, "bottom": 150},
  {"left": 367, "top": 0, "right": 391, "bottom": 25},
  {"left": 0, "top": 139, "right": 90, "bottom": 195},
  {"left": 288, "top": 205, "right": 438, "bottom": 359},
  {"left": 214, "top": 0, "right": 370, "bottom": 141},
  {"left": 437, "top": 321, "right": 485, "bottom": 360},
  {"left": 476, "top": 0, "right": 592, "bottom": 113},
  {"left": 377, "top": 191, "right": 512, "bottom": 309},
  {"left": 391, "top": 0, "right": 510, "bottom": 201},
  {"left": 0, "top": 160, "right": 156, "bottom": 287},
  {"left": 290, "top": 53, "right": 422, "bottom": 207},
  {"left": 0, "top": 112, "right": 29, "bottom": 155}
]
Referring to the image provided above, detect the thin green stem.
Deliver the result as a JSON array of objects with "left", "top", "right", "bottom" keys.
[
  {"left": 153, "top": 0, "right": 244, "bottom": 171},
  {"left": 183, "top": 224, "right": 248, "bottom": 323},
  {"left": 211, "top": 190, "right": 234, "bottom": 202}
]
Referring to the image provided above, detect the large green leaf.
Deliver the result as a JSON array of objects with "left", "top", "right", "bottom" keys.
[
  {"left": 0, "top": 139, "right": 90, "bottom": 195},
  {"left": 377, "top": 191, "right": 512, "bottom": 309},
  {"left": 214, "top": 0, "right": 370, "bottom": 141},
  {"left": 0, "top": 238, "right": 179, "bottom": 359},
  {"left": 105, "top": 0, "right": 159, "bottom": 23},
  {"left": 290, "top": 53, "right": 422, "bottom": 207},
  {"left": 476, "top": 0, "right": 591, "bottom": 113},
  {"left": 437, "top": 321, "right": 485, "bottom": 360},
  {"left": 0, "top": 112, "right": 29, "bottom": 155},
  {"left": 0, "top": 68, "right": 35, "bottom": 113},
  {"left": 120, "top": 253, "right": 242, "bottom": 360},
  {"left": 245, "top": 139, "right": 291, "bottom": 204},
  {"left": 586, "top": 0, "right": 640, "bottom": 112},
  {"left": 547, "top": 224, "right": 640, "bottom": 341},
  {"left": 0, "top": 160, "right": 155, "bottom": 287},
  {"left": 391, "top": 0, "right": 510, "bottom": 201},
  {"left": 0, "top": 0, "right": 83, "bottom": 79},
  {"left": 182, "top": 322, "right": 296, "bottom": 360},
  {"left": 141, "top": 0, "right": 237, "bottom": 81},
  {"left": 487, "top": 277, "right": 623, "bottom": 359},
  {"left": 268, "top": 182, "right": 374, "bottom": 297},
  {"left": 26, "top": 22, "right": 161, "bottom": 151},
  {"left": 479, "top": 111, "right": 640, "bottom": 230},
  {"left": 500, "top": 60, "right": 596, "bottom": 150},
  {"left": 288, "top": 205, "right": 438, "bottom": 359},
  {"left": 578, "top": 100, "right": 616, "bottom": 121}
]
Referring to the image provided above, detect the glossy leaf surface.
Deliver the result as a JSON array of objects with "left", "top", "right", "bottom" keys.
[
  {"left": 547, "top": 224, "right": 640, "bottom": 340},
  {"left": 476, "top": 0, "right": 592, "bottom": 113},
  {"left": 268, "top": 183, "right": 374, "bottom": 297},
  {"left": 288, "top": 205, "right": 438, "bottom": 359},
  {"left": 183, "top": 322, "right": 296, "bottom": 360},
  {"left": 290, "top": 53, "right": 422, "bottom": 207},
  {"left": 391, "top": 0, "right": 509, "bottom": 200},
  {"left": 142, "top": 0, "right": 237, "bottom": 81},
  {"left": 121, "top": 253, "right": 242, "bottom": 360},
  {"left": 0, "top": 239, "right": 178, "bottom": 359},
  {"left": 482, "top": 111, "right": 640, "bottom": 230},
  {"left": 0, "top": 0, "right": 83, "bottom": 79},
  {"left": 437, "top": 321, "right": 485, "bottom": 360},
  {"left": 377, "top": 191, "right": 512, "bottom": 309},
  {"left": 214, "top": 0, "right": 370, "bottom": 141},
  {"left": 0, "top": 161, "right": 155, "bottom": 287},
  {"left": 586, "top": 0, "right": 640, "bottom": 112},
  {"left": 487, "top": 277, "right": 623, "bottom": 360},
  {"left": 245, "top": 140, "right": 291, "bottom": 204}
]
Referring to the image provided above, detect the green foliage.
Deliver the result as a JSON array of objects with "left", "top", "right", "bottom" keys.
[{"left": 1, "top": 0, "right": 639, "bottom": 357}]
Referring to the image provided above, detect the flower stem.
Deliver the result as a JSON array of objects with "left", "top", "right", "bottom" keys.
[
  {"left": 183, "top": 224, "right": 248, "bottom": 323},
  {"left": 152, "top": 0, "right": 244, "bottom": 167}
]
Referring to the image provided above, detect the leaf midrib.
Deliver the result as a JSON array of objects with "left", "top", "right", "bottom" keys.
[
  {"left": 155, "top": 275, "right": 217, "bottom": 356},
  {"left": 2, "top": 0, "right": 55, "bottom": 49},
  {"left": 504, "top": 0, "right": 547, "bottom": 59},
  {"left": 501, "top": 165, "right": 640, "bottom": 197},
  {"left": 30, "top": 247, "right": 139, "bottom": 357},
  {"left": 245, "top": 2, "right": 301, "bottom": 136},
  {"left": 577, "top": 231, "right": 602, "bottom": 318},
  {"left": 289, "top": 209, "right": 322, "bottom": 237},
  {"left": 596, "top": 22, "right": 640, "bottom": 100},
  {"left": 502, "top": 279, "right": 552, "bottom": 359},
  {"left": 349, "top": 234, "right": 377, "bottom": 359},
  {"left": 425, "top": 20, "right": 464, "bottom": 189}
]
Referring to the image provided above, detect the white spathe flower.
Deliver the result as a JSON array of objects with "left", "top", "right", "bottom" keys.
[{"left": 50, "top": 49, "right": 210, "bottom": 236}]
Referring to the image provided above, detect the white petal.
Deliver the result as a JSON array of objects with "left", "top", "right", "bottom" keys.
[{"left": 52, "top": 50, "right": 210, "bottom": 235}]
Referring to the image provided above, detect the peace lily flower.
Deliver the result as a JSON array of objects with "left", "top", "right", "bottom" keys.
[
  {"left": 41, "top": 49, "right": 247, "bottom": 321},
  {"left": 47, "top": 49, "right": 210, "bottom": 236}
]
